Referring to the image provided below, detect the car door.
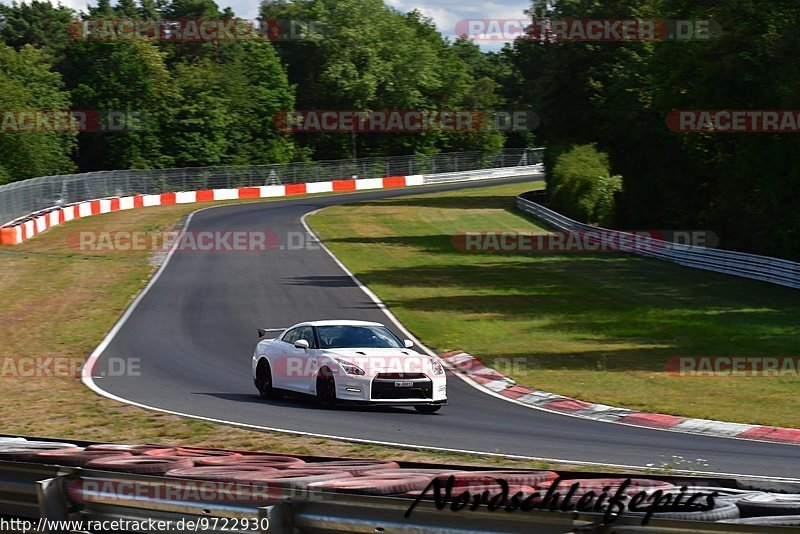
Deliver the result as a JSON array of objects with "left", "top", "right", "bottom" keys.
[
  {"left": 272, "top": 327, "right": 300, "bottom": 390},
  {"left": 282, "top": 326, "right": 318, "bottom": 393}
]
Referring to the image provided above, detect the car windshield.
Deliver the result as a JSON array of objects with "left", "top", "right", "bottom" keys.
[{"left": 317, "top": 325, "right": 404, "bottom": 349}]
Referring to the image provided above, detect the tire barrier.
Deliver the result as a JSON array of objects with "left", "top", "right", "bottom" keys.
[
  {"left": 722, "top": 515, "right": 800, "bottom": 526},
  {"left": 0, "top": 437, "right": 27, "bottom": 444},
  {"left": 549, "top": 478, "right": 676, "bottom": 497},
  {"left": 194, "top": 454, "right": 305, "bottom": 468},
  {"left": 444, "top": 470, "right": 559, "bottom": 488},
  {"left": 735, "top": 493, "right": 800, "bottom": 518},
  {"left": 165, "top": 465, "right": 279, "bottom": 482},
  {"left": 0, "top": 440, "right": 78, "bottom": 449},
  {"left": 308, "top": 474, "right": 434, "bottom": 495},
  {"left": 367, "top": 468, "right": 462, "bottom": 477},
  {"left": 682, "top": 486, "right": 800, "bottom": 521},
  {"left": 86, "top": 444, "right": 161, "bottom": 453},
  {"left": 0, "top": 441, "right": 79, "bottom": 462},
  {"left": 141, "top": 447, "right": 243, "bottom": 458},
  {"left": 401, "top": 484, "right": 539, "bottom": 502},
  {"left": 2, "top": 437, "right": 800, "bottom": 528},
  {"left": 35, "top": 447, "right": 133, "bottom": 467},
  {"left": 85, "top": 455, "right": 195, "bottom": 475},
  {"left": 288, "top": 459, "right": 399, "bottom": 475},
  {"left": 228, "top": 468, "right": 353, "bottom": 489},
  {"left": 627, "top": 501, "right": 741, "bottom": 522},
  {"left": 687, "top": 486, "right": 768, "bottom": 500}
]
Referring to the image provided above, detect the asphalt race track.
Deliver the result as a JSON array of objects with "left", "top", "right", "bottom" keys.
[{"left": 90, "top": 176, "right": 799, "bottom": 478}]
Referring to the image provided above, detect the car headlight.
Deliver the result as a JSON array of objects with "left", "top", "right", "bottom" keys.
[
  {"left": 335, "top": 358, "right": 365, "bottom": 376},
  {"left": 430, "top": 357, "right": 445, "bottom": 375}
]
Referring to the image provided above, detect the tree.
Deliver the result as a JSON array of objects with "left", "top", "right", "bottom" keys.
[
  {"left": 0, "top": 1, "right": 76, "bottom": 58},
  {"left": 549, "top": 144, "right": 621, "bottom": 225},
  {"left": 62, "top": 40, "right": 177, "bottom": 170},
  {"left": 260, "top": 0, "right": 506, "bottom": 159},
  {"left": 507, "top": 0, "right": 800, "bottom": 259},
  {"left": 0, "top": 43, "right": 76, "bottom": 183}
]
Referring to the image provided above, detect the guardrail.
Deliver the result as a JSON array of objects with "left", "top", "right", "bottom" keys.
[
  {"left": 0, "top": 161, "right": 544, "bottom": 246},
  {"left": 2, "top": 435, "right": 799, "bottom": 533},
  {"left": 516, "top": 192, "right": 800, "bottom": 290},
  {"left": 422, "top": 163, "right": 544, "bottom": 184},
  {"left": 0, "top": 148, "right": 544, "bottom": 226}
]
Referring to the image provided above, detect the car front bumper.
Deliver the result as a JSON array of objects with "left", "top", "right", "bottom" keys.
[{"left": 335, "top": 373, "right": 447, "bottom": 405}]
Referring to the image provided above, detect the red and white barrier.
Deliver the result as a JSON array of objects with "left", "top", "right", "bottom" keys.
[{"left": 0, "top": 175, "right": 421, "bottom": 246}]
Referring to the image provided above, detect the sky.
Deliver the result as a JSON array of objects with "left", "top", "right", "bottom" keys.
[{"left": 5, "top": 0, "right": 532, "bottom": 50}]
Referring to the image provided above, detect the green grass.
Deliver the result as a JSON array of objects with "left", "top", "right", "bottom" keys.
[{"left": 308, "top": 180, "right": 800, "bottom": 428}]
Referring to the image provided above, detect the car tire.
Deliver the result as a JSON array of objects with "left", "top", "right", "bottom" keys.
[
  {"left": 737, "top": 495, "right": 800, "bottom": 518},
  {"left": 256, "top": 359, "right": 279, "bottom": 399},
  {"left": 316, "top": 367, "right": 337, "bottom": 408},
  {"left": 414, "top": 405, "right": 441, "bottom": 414}
]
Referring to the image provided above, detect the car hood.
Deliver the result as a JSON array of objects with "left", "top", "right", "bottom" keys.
[{"left": 324, "top": 348, "right": 433, "bottom": 377}]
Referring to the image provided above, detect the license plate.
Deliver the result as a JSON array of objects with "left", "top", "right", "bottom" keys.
[{"left": 394, "top": 381, "right": 414, "bottom": 388}]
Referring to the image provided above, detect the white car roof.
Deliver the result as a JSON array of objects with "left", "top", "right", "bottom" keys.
[{"left": 295, "top": 320, "right": 385, "bottom": 328}]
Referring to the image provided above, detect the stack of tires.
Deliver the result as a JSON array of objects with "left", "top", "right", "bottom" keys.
[{"left": 1, "top": 437, "right": 799, "bottom": 525}]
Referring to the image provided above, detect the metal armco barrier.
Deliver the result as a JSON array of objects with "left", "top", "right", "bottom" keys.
[
  {"left": 0, "top": 148, "right": 544, "bottom": 226},
  {"left": 422, "top": 163, "right": 544, "bottom": 184},
  {"left": 516, "top": 192, "right": 800, "bottom": 290}
]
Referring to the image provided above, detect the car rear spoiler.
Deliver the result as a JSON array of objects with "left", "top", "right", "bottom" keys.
[{"left": 258, "top": 327, "right": 287, "bottom": 338}]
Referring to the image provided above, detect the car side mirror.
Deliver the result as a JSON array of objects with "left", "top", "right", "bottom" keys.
[
  {"left": 403, "top": 339, "right": 414, "bottom": 348},
  {"left": 294, "top": 339, "right": 310, "bottom": 350}
]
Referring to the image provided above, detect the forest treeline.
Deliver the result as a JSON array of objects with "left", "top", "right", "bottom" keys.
[{"left": 1, "top": 0, "right": 798, "bottom": 259}]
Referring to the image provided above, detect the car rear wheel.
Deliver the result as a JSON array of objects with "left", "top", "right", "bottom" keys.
[
  {"left": 414, "top": 405, "right": 441, "bottom": 414},
  {"left": 256, "top": 360, "right": 279, "bottom": 399},
  {"left": 316, "top": 367, "right": 337, "bottom": 408}
]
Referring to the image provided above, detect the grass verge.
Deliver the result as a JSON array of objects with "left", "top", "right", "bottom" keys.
[
  {"left": 0, "top": 188, "right": 601, "bottom": 472},
  {"left": 308, "top": 181, "right": 800, "bottom": 428}
]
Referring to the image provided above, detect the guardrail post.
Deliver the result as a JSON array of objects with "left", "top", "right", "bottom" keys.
[
  {"left": 260, "top": 502, "right": 294, "bottom": 534},
  {"left": 37, "top": 476, "right": 70, "bottom": 522}
]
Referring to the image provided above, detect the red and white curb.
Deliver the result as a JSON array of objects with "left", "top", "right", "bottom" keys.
[
  {"left": 442, "top": 350, "right": 800, "bottom": 446},
  {"left": 0, "top": 175, "right": 424, "bottom": 246}
]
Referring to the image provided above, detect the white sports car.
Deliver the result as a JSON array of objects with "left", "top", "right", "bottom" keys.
[{"left": 252, "top": 320, "right": 447, "bottom": 413}]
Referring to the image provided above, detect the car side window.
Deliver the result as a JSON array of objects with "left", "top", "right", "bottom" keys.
[
  {"left": 282, "top": 328, "right": 299, "bottom": 344},
  {"left": 282, "top": 326, "right": 316, "bottom": 348},
  {"left": 295, "top": 326, "right": 316, "bottom": 348}
]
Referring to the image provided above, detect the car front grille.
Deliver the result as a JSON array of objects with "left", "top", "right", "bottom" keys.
[
  {"left": 371, "top": 376, "right": 433, "bottom": 400},
  {"left": 374, "top": 373, "right": 427, "bottom": 380}
]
